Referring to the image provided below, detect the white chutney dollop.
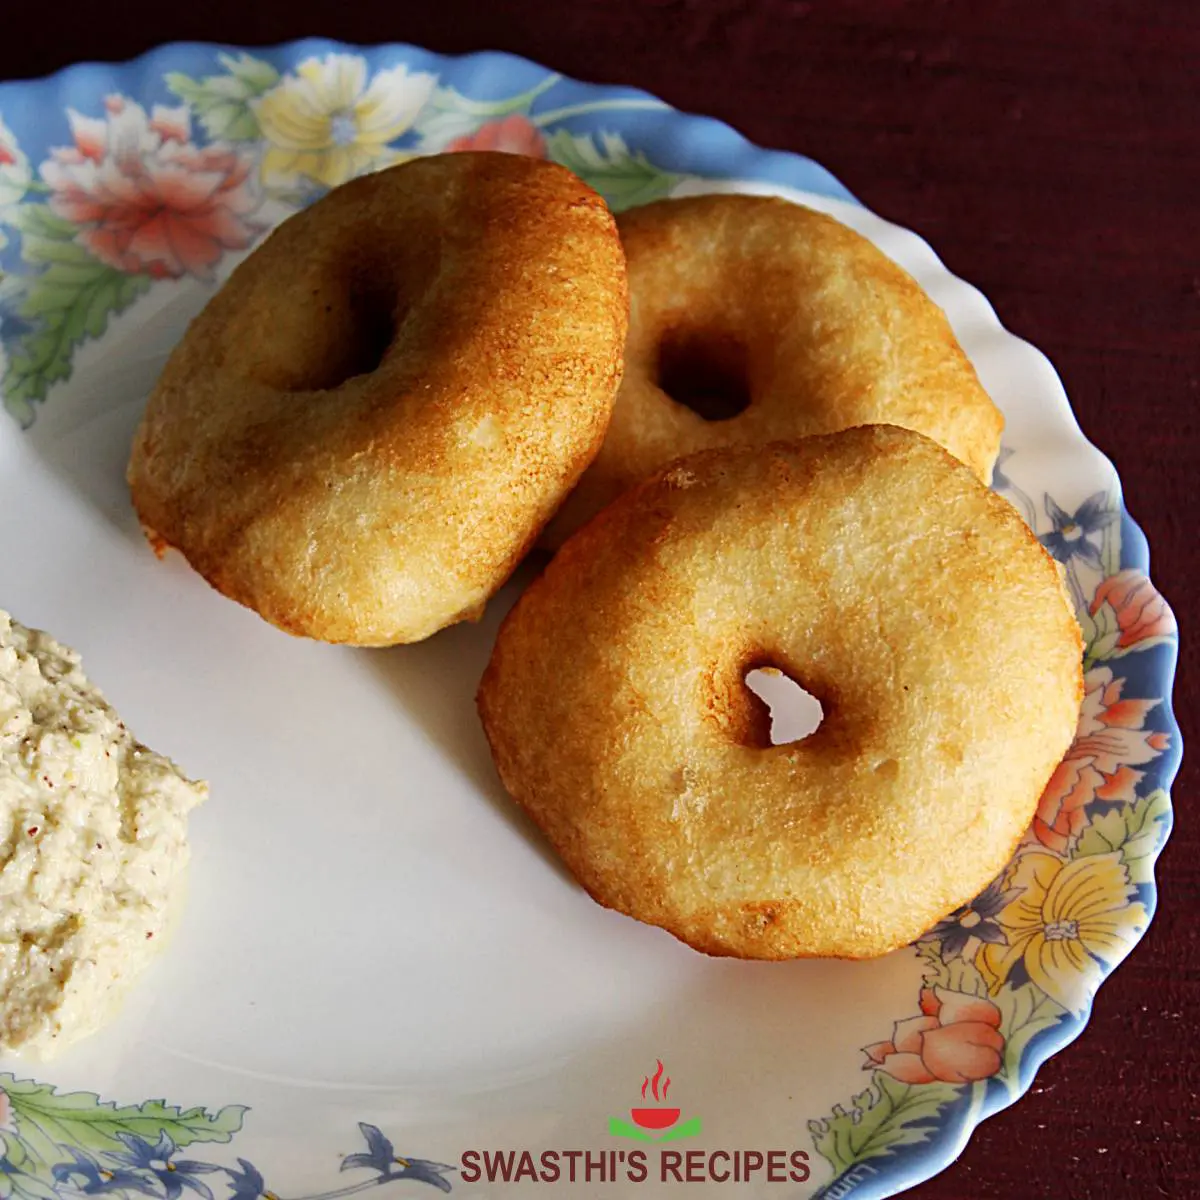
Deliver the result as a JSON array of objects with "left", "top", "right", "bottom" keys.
[{"left": 0, "top": 611, "right": 205, "bottom": 1056}]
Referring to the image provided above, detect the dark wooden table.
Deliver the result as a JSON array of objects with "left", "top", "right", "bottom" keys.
[{"left": 4, "top": 2, "right": 1196, "bottom": 1195}]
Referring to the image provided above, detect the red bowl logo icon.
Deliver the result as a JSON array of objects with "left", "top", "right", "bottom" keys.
[{"left": 630, "top": 1107, "right": 680, "bottom": 1130}]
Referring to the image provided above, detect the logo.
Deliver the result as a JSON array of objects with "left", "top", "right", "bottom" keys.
[
  {"left": 609, "top": 1060, "right": 701, "bottom": 1142},
  {"left": 459, "top": 1057, "right": 811, "bottom": 1186}
]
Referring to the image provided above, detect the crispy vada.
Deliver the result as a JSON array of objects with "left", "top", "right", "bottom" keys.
[
  {"left": 128, "top": 153, "right": 628, "bottom": 645},
  {"left": 480, "top": 426, "right": 1082, "bottom": 959},
  {"left": 543, "top": 194, "right": 1002, "bottom": 546}
]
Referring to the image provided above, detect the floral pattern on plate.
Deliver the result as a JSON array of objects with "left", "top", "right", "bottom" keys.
[
  {"left": 809, "top": 486, "right": 1175, "bottom": 1198},
  {"left": 0, "top": 1075, "right": 454, "bottom": 1199},
  {"left": 0, "top": 50, "right": 680, "bottom": 427}
]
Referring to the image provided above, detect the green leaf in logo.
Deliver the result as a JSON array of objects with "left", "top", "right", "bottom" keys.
[
  {"left": 656, "top": 1117, "right": 702, "bottom": 1142},
  {"left": 608, "top": 1117, "right": 654, "bottom": 1142},
  {"left": 608, "top": 1115, "right": 702, "bottom": 1143}
]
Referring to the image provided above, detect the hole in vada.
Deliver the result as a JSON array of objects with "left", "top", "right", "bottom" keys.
[
  {"left": 257, "top": 267, "right": 404, "bottom": 394},
  {"left": 744, "top": 667, "right": 823, "bottom": 745},
  {"left": 299, "top": 298, "right": 396, "bottom": 392},
  {"left": 657, "top": 328, "right": 751, "bottom": 421}
]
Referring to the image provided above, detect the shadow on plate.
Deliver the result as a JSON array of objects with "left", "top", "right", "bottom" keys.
[
  {"left": 17, "top": 268, "right": 580, "bottom": 887},
  {"left": 362, "top": 555, "right": 576, "bottom": 886}
]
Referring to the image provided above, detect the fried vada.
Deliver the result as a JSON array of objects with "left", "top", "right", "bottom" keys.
[
  {"left": 480, "top": 426, "right": 1082, "bottom": 959},
  {"left": 128, "top": 153, "right": 628, "bottom": 645},
  {"left": 543, "top": 194, "right": 1002, "bottom": 546}
]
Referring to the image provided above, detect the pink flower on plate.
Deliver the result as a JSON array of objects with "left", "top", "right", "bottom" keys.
[
  {"left": 1090, "top": 570, "right": 1176, "bottom": 652},
  {"left": 446, "top": 114, "right": 546, "bottom": 158},
  {"left": 40, "top": 96, "right": 261, "bottom": 279},
  {"left": 0, "top": 115, "right": 31, "bottom": 210},
  {"left": 1032, "top": 666, "right": 1170, "bottom": 853},
  {"left": 863, "top": 986, "right": 1005, "bottom": 1085}
]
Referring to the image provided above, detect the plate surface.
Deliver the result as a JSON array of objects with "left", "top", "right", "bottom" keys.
[{"left": 0, "top": 38, "right": 1180, "bottom": 1199}]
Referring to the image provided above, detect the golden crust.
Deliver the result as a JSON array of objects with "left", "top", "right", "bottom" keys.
[
  {"left": 479, "top": 426, "right": 1083, "bottom": 960},
  {"left": 127, "top": 153, "right": 628, "bottom": 645},
  {"left": 542, "top": 194, "right": 1003, "bottom": 546}
]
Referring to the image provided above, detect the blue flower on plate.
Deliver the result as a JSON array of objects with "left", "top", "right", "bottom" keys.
[
  {"left": 1040, "top": 491, "right": 1114, "bottom": 568},
  {"left": 342, "top": 1123, "right": 455, "bottom": 1192},
  {"left": 225, "top": 1157, "right": 277, "bottom": 1200},
  {"left": 929, "top": 880, "right": 1023, "bottom": 960},
  {"left": 992, "top": 445, "right": 1017, "bottom": 492},
  {"left": 51, "top": 1146, "right": 158, "bottom": 1195},
  {"left": 105, "top": 1132, "right": 222, "bottom": 1200}
]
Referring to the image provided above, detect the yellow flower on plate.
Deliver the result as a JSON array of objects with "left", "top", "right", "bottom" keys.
[
  {"left": 255, "top": 54, "right": 436, "bottom": 189},
  {"left": 977, "top": 849, "right": 1146, "bottom": 1015}
]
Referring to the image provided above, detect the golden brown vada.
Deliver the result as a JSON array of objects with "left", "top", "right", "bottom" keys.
[
  {"left": 128, "top": 153, "right": 628, "bottom": 645},
  {"left": 480, "top": 426, "right": 1082, "bottom": 959},
  {"left": 543, "top": 194, "right": 1003, "bottom": 546}
]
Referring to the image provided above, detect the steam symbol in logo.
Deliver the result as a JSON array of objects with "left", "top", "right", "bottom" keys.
[
  {"left": 609, "top": 1060, "right": 702, "bottom": 1142},
  {"left": 632, "top": 1059, "right": 677, "bottom": 1130}
]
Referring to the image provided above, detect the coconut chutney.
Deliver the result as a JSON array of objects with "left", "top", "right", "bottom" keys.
[{"left": 0, "top": 610, "right": 205, "bottom": 1057}]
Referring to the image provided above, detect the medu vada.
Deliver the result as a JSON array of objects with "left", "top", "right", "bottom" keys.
[
  {"left": 479, "top": 426, "right": 1082, "bottom": 960},
  {"left": 542, "top": 194, "right": 1003, "bottom": 546},
  {"left": 128, "top": 153, "right": 628, "bottom": 645}
]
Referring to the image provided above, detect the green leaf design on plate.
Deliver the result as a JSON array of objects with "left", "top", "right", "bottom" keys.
[
  {"left": 1076, "top": 788, "right": 1170, "bottom": 885},
  {"left": 939, "top": 955, "right": 991, "bottom": 997},
  {"left": 3, "top": 1074, "right": 246, "bottom": 1165},
  {"left": 1081, "top": 594, "right": 1122, "bottom": 670},
  {"left": 165, "top": 51, "right": 280, "bottom": 141},
  {"left": 810, "top": 1074, "right": 962, "bottom": 1179},
  {"left": 413, "top": 76, "right": 559, "bottom": 148},
  {"left": 915, "top": 939, "right": 993, "bottom": 999},
  {"left": 544, "top": 130, "right": 681, "bottom": 211},
  {"left": 0, "top": 1133, "right": 59, "bottom": 1200},
  {"left": 988, "top": 980, "right": 1066, "bottom": 1097},
  {"left": 2, "top": 207, "right": 151, "bottom": 425},
  {"left": 8, "top": 204, "right": 76, "bottom": 254},
  {"left": 913, "top": 936, "right": 948, "bottom": 975},
  {"left": 2, "top": 1168, "right": 58, "bottom": 1200}
]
